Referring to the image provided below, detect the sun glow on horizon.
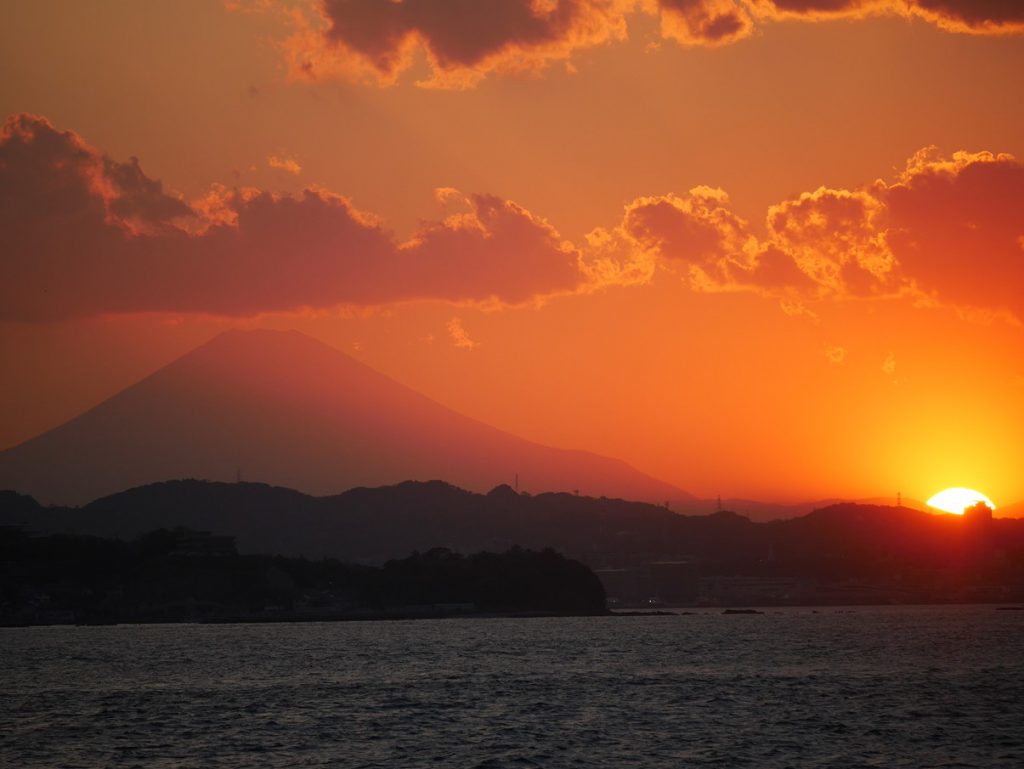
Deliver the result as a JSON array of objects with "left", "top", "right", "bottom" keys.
[{"left": 927, "top": 487, "right": 996, "bottom": 515}]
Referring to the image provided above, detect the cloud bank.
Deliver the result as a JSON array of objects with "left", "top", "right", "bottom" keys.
[
  {"left": 0, "top": 115, "right": 583, "bottom": 321},
  {"left": 600, "top": 146, "right": 1024, "bottom": 321},
  {"left": 2, "top": 114, "right": 1021, "bottom": 323}
]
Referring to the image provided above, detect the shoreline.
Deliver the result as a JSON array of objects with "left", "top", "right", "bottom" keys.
[{"left": 3, "top": 602, "right": 1021, "bottom": 629}]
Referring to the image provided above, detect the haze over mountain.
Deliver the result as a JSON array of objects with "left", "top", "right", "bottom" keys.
[{"left": 0, "top": 330, "right": 689, "bottom": 506}]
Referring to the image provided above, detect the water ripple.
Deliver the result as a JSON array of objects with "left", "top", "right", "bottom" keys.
[{"left": 2, "top": 606, "right": 1022, "bottom": 768}]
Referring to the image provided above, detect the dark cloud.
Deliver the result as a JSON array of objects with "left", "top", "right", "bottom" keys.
[
  {"left": 4, "top": 115, "right": 1020, "bottom": 324},
  {"left": 0, "top": 115, "right": 583, "bottom": 321},
  {"left": 265, "top": 0, "right": 1021, "bottom": 89},
  {"left": 296, "top": 0, "right": 629, "bottom": 86},
  {"left": 907, "top": 0, "right": 1024, "bottom": 32}
]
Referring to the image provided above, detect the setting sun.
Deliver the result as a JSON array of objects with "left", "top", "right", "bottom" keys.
[{"left": 927, "top": 488, "right": 996, "bottom": 515}]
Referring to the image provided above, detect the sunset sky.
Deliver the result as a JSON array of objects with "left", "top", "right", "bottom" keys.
[{"left": 2, "top": 0, "right": 1023, "bottom": 507}]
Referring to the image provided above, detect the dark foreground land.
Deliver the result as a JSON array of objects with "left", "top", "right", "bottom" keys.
[
  {"left": 3, "top": 479, "right": 1024, "bottom": 611},
  {"left": 0, "top": 529, "right": 606, "bottom": 626}
]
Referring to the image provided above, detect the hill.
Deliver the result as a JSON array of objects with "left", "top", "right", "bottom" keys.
[
  {"left": 5, "top": 480, "right": 1023, "bottom": 604},
  {"left": 2, "top": 479, "right": 682, "bottom": 561},
  {"left": 0, "top": 329, "right": 690, "bottom": 506},
  {"left": 4, "top": 479, "right": 1021, "bottom": 569},
  {"left": 0, "top": 531, "right": 607, "bottom": 626},
  {"left": 675, "top": 495, "right": 930, "bottom": 522}
]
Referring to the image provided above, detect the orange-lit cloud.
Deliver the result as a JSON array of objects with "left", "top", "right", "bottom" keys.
[
  {"left": 596, "top": 187, "right": 819, "bottom": 297},
  {"left": 765, "top": 186, "right": 895, "bottom": 297},
  {"left": 882, "top": 148, "right": 1024, "bottom": 322},
  {"left": 617, "top": 187, "right": 758, "bottom": 290},
  {"left": 825, "top": 345, "right": 846, "bottom": 364},
  {"left": 5, "top": 114, "right": 1022, "bottom": 324},
  {"left": 447, "top": 317, "right": 479, "bottom": 349},
  {"left": 0, "top": 115, "right": 583, "bottom": 320},
  {"left": 0, "top": 113, "right": 192, "bottom": 238},
  {"left": 267, "top": 154, "right": 302, "bottom": 174},
  {"left": 759, "top": 149, "right": 1024, "bottom": 320},
  {"left": 746, "top": 0, "right": 889, "bottom": 22},
  {"left": 247, "top": 0, "right": 1023, "bottom": 88},
  {"left": 906, "top": 1, "right": 1024, "bottom": 34},
  {"left": 749, "top": 1, "right": 1024, "bottom": 34},
  {"left": 284, "top": 0, "right": 631, "bottom": 88},
  {"left": 594, "top": 148, "right": 1024, "bottom": 321},
  {"left": 654, "top": 0, "right": 753, "bottom": 46}
]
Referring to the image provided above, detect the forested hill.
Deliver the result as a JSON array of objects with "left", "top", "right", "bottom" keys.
[
  {"left": 3, "top": 480, "right": 1022, "bottom": 577},
  {"left": 0, "top": 531, "right": 607, "bottom": 626}
]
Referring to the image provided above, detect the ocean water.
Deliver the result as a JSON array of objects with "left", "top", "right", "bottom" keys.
[{"left": 1, "top": 605, "right": 1021, "bottom": 768}]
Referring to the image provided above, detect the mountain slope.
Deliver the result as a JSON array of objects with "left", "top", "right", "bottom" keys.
[{"left": 0, "top": 329, "right": 690, "bottom": 505}]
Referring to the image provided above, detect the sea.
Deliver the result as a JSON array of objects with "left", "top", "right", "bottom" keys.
[{"left": 2, "top": 605, "right": 1021, "bottom": 768}]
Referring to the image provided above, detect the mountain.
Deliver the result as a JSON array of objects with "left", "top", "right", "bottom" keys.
[
  {"left": 675, "top": 496, "right": 930, "bottom": 522},
  {"left": 0, "top": 329, "right": 690, "bottom": 506},
  {"left": 6, "top": 480, "right": 1023, "bottom": 581},
  {"left": 3, "top": 479, "right": 684, "bottom": 562}
]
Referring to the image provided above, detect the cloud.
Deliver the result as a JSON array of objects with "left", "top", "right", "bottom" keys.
[
  {"left": 4, "top": 115, "right": 1021, "bottom": 325},
  {"left": 283, "top": 0, "right": 631, "bottom": 88},
  {"left": 590, "top": 146, "right": 1024, "bottom": 324},
  {"left": 756, "top": 147, "right": 1024, "bottom": 320},
  {"left": 268, "top": 154, "right": 302, "bottom": 174},
  {"left": 0, "top": 114, "right": 584, "bottom": 321},
  {"left": 447, "top": 317, "right": 478, "bottom": 349},
  {"left": 745, "top": 0, "right": 894, "bottom": 23},
  {"left": 748, "top": 1, "right": 1024, "bottom": 33},
  {"left": 765, "top": 186, "right": 896, "bottom": 297},
  {"left": 655, "top": 0, "right": 754, "bottom": 46},
  {"left": 898, "top": 0, "right": 1024, "bottom": 34},
  {"left": 400, "top": 191, "right": 585, "bottom": 306},
  {"left": 0, "top": 113, "right": 192, "bottom": 238},
  {"left": 825, "top": 346, "right": 846, "bottom": 364},
  {"left": 881, "top": 148, "right": 1024, "bottom": 322},
  {"left": 596, "top": 186, "right": 815, "bottom": 296},
  {"left": 881, "top": 351, "right": 896, "bottom": 376},
  {"left": 235, "top": 0, "right": 1022, "bottom": 88},
  {"left": 620, "top": 188, "right": 751, "bottom": 284}
]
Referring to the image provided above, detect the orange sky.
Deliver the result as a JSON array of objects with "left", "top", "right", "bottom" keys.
[{"left": 2, "top": 0, "right": 1023, "bottom": 507}]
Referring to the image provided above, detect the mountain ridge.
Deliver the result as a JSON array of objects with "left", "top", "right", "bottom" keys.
[
  {"left": 0, "top": 329, "right": 690, "bottom": 506},
  {"left": 3, "top": 479, "right": 1022, "bottom": 607}
]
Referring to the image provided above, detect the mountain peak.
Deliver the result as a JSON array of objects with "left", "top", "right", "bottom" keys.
[{"left": 0, "top": 329, "right": 690, "bottom": 506}]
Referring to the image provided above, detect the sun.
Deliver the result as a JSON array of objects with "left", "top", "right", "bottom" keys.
[{"left": 927, "top": 487, "right": 996, "bottom": 515}]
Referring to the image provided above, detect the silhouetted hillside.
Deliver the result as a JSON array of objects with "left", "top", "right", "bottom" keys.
[
  {"left": 3, "top": 479, "right": 685, "bottom": 561},
  {"left": 675, "top": 495, "right": 931, "bottom": 522},
  {"left": 0, "top": 329, "right": 690, "bottom": 505},
  {"left": 0, "top": 527, "right": 606, "bottom": 626},
  {"left": 0, "top": 490, "right": 41, "bottom": 516},
  {"left": 4, "top": 482, "right": 1023, "bottom": 605}
]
